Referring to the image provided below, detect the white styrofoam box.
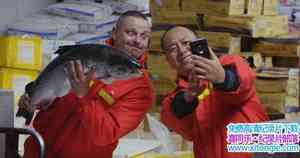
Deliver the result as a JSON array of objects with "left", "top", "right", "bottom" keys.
[
  {"left": 42, "top": 40, "right": 75, "bottom": 68},
  {"left": 0, "top": 89, "right": 14, "bottom": 127},
  {"left": 0, "top": 89, "right": 14, "bottom": 158},
  {"left": 7, "top": 12, "right": 79, "bottom": 40},
  {"left": 0, "top": 90, "right": 35, "bottom": 156},
  {"left": 47, "top": 1, "right": 113, "bottom": 22},
  {"left": 126, "top": 0, "right": 150, "bottom": 12},
  {"left": 63, "top": 32, "right": 110, "bottom": 44},
  {"left": 79, "top": 15, "right": 119, "bottom": 33},
  {"left": 102, "top": 0, "right": 139, "bottom": 14},
  {"left": 0, "top": 90, "right": 14, "bottom": 157},
  {"left": 42, "top": 39, "right": 75, "bottom": 55}
]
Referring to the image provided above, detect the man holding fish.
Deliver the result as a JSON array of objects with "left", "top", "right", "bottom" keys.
[{"left": 18, "top": 11, "right": 153, "bottom": 158}]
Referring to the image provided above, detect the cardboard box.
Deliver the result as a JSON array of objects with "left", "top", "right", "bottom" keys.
[
  {"left": 181, "top": 0, "right": 245, "bottom": 16},
  {"left": 199, "top": 15, "right": 288, "bottom": 38},
  {"left": 257, "top": 92, "right": 286, "bottom": 113},
  {"left": 263, "top": 0, "right": 278, "bottom": 15},
  {"left": 147, "top": 53, "right": 177, "bottom": 82},
  {"left": 151, "top": 9, "right": 198, "bottom": 25},
  {"left": 196, "top": 31, "right": 241, "bottom": 54},
  {"left": 252, "top": 41, "right": 300, "bottom": 57},
  {"left": 285, "top": 96, "right": 298, "bottom": 107},
  {"left": 0, "top": 36, "right": 42, "bottom": 71},
  {"left": 150, "top": 31, "right": 165, "bottom": 52},
  {"left": 286, "top": 79, "right": 298, "bottom": 97},
  {"left": 247, "top": 0, "right": 263, "bottom": 16},
  {"left": 255, "top": 78, "right": 287, "bottom": 93}
]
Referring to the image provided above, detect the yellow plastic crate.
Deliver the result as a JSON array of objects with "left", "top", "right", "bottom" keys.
[
  {"left": 173, "top": 151, "right": 195, "bottom": 158},
  {"left": 0, "top": 67, "right": 38, "bottom": 103},
  {"left": 132, "top": 153, "right": 171, "bottom": 158},
  {"left": 0, "top": 36, "right": 42, "bottom": 71}
]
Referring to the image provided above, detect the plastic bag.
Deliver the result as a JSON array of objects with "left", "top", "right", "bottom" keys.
[{"left": 146, "top": 113, "right": 177, "bottom": 154}]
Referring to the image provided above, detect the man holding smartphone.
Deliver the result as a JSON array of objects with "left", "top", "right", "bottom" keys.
[{"left": 160, "top": 26, "right": 268, "bottom": 158}]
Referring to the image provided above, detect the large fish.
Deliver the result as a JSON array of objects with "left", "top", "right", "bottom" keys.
[{"left": 17, "top": 44, "right": 142, "bottom": 123}]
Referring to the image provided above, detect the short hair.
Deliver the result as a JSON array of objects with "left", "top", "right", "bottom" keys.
[
  {"left": 160, "top": 26, "right": 199, "bottom": 51},
  {"left": 115, "top": 10, "right": 148, "bottom": 29}
]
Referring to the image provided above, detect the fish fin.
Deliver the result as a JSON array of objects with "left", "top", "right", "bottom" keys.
[
  {"left": 25, "top": 81, "right": 35, "bottom": 98},
  {"left": 16, "top": 108, "right": 34, "bottom": 125}
]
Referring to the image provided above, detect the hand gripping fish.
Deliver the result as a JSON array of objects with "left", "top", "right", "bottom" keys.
[{"left": 16, "top": 44, "right": 142, "bottom": 124}]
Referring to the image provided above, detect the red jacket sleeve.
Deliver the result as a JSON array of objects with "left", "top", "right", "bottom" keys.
[
  {"left": 71, "top": 76, "right": 154, "bottom": 146},
  {"left": 213, "top": 55, "right": 257, "bottom": 107},
  {"left": 160, "top": 90, "right": 194, "bottom": 141}
]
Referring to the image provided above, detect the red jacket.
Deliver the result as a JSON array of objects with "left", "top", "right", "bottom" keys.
[
  {"left": 161, "top": 55, "right": 269, "bottom": 158},
  {"left": 24, "top": 71, "right": 154, "bottom": 158}
]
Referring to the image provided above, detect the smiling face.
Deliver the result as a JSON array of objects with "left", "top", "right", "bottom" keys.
[
  {"left": 112, "top": 16, "right": 151, "bottom": 59},
  {"left": 162, "top": 26, "right": 198, "bottom": 78}
]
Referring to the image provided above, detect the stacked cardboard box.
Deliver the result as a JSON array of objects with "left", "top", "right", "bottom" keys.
[
  {"left": 255, "top": 67, "right": 290, "bottom": 115},
  {"left": 256, "top": 76, "right": 288, "bottom": 115},
  {"left": 193, "top": 0, "right": 288, "bottom": 55},
  {"left": 150, "top": 1, "right": 296, "bottom": 122},
  {"left": 182, "top": 0, "right": 279, "bottom": 17},
  {"left": 199, "top": 14, "right": 288, "bottom": 38},
  {"left": 150, "top": 0, "right": 197, "bottom": 25},
  {"left": 183, "top": 0, "right": 297, "bottom": 119},
  {"left": 196, "top": 31, "right": 242, "bottom": 54},
  {"left": 150, "top": 31, "right": 164, "bottom": 52},
  {"left": 285, "top": 68, "right": 299, "bottom": 107}
]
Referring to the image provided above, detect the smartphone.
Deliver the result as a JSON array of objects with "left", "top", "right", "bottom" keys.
[{"left": 190, "top": 38, "right": 210, "bottom": 59}]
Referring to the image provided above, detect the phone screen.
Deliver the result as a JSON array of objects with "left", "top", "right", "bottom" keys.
[{"left": 190, "top": 39, "right": 210, "bottom": 59}]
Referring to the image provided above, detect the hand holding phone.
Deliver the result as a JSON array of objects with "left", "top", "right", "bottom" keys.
[{"left": 190, "top": 38, "right": 210, "bottom": 59}]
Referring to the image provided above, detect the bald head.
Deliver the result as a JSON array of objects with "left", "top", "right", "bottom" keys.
[
  {"left": 161, "top": 26, "right": 198, "bottom": 51},
  {"left": 115, "top": 10, "right": 149, "bottom": 30}
]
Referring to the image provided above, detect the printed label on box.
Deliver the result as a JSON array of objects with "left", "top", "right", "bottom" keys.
[{"left": 18, "top": 41, "right": 34, "bottom": 64}]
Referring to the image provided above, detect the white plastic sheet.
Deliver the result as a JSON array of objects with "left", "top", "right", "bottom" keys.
[{"left": 146, "top": 114, "right": 177, "bottom": 154}]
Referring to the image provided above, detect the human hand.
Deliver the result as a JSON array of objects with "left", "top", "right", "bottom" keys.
[
  {"left": 175, "top": 41, "right": 194, "bottom": 75},
  {"left": 18, "top": 93, "right": 35, "bottom": 113},
  {"left": 64, "top": 60, "right": 95, "bottom": 97},
  {"left": 190, "top": 48, "right": 225, "bottom": 84},
  {"left": 183, "top": 70, "right": 206, "bottom": 102}
]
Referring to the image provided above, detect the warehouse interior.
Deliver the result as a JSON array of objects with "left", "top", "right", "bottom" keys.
[{"left": 0, "top": 0, "right": 299, "bottom": 158}]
